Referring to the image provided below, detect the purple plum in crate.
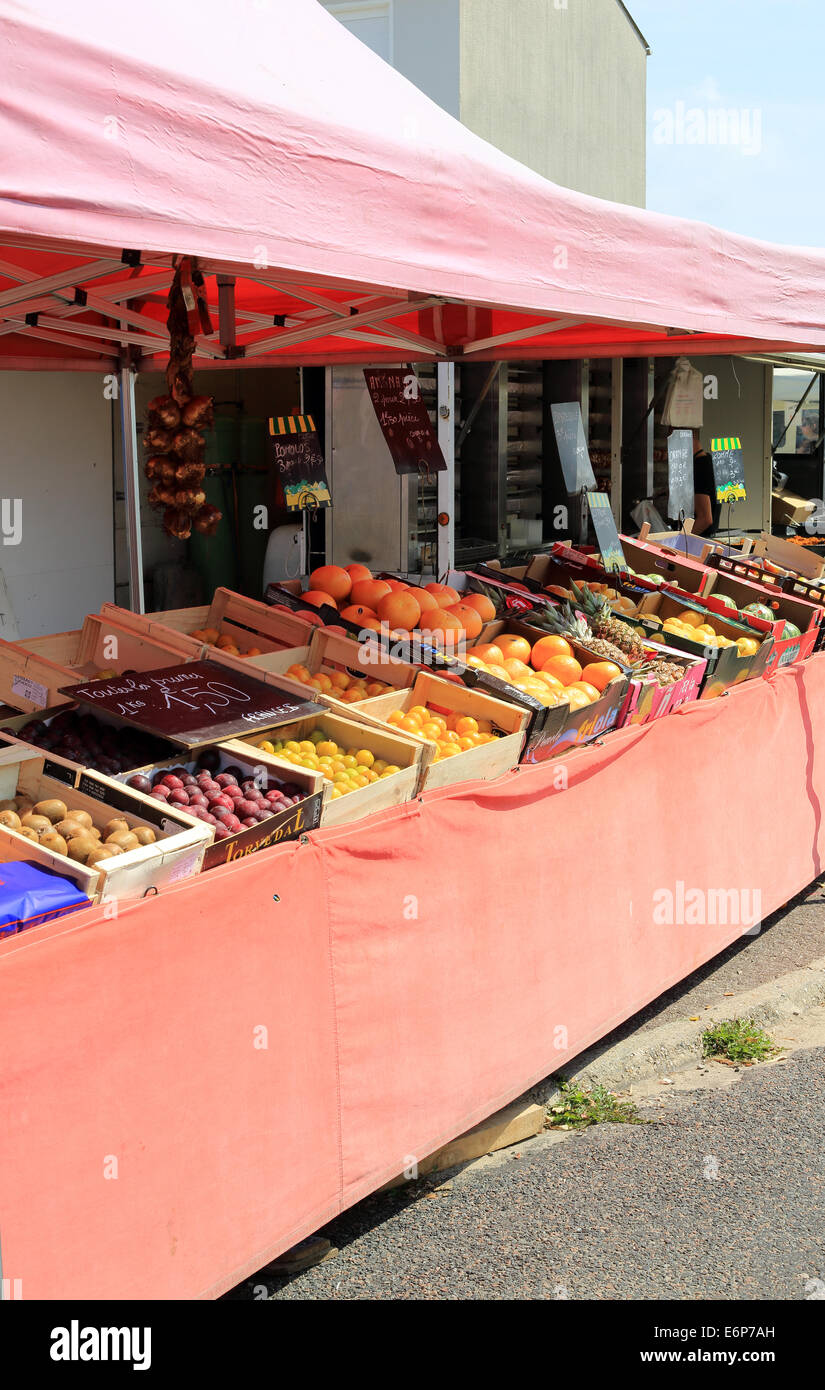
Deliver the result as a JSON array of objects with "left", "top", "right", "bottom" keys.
[
  {"left": 195, "top": 748, "right": 221, "bottom": 773},
  {"left": 127, "top": 774, "right": 153, "bottom": 794},
  {"left": 212, "top": 822, "right": 230, "bottom": 840},
  {"left": 215, "top": 772, "right": 238, "bottom": 788}
]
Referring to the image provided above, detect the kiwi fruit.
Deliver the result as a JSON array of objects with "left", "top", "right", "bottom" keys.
[
  {"left": 0, "top": 798, "right": 19, "bottom": 812},
  {"left": 86, "top": 844, "right": 121, "bottom": 868},
  {"left": 21, "top": 812, "right": 53, "bottom": 835},
  {"left": 69, "top": 810, "right": 94, "bottom": 830},
  {"left": 103, "top": 817, "right": 130, "bottom": 838},
  {"left": 39, "top": 831, "right": 68, "bottom": 856},
  {"left": 15, "top": 800, "right": 34, "bottom": 818},
  {"left": 105, "top": 830, "right": 140, "bottom": 852},
  {"left": 133, "top": 826, "right": 157, "bottom": 846},
  {"left": 65, "top": 835, "right": 99, "bottom": 864},
  {"left": 55, "top": 818, "right": 89, "bottom": 841},
  {"left": 0, "top": 809, "right": 22, "bottom": 830},
  {"left": 17, "top": 826, "right": 39, "bottom": 842},
  {"left": 33, "top": 798, "right": 68, "bottom": 824}
]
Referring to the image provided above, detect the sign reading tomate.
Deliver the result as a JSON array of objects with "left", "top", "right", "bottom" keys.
[{"left": 364, "top": 368, "right": 447, "bottom": 476}]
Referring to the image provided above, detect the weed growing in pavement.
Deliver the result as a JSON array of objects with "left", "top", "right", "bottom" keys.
[
  {"left": 701, "top": 1018, "right": 777, "bottom": 1065},
  {"left": 546, "top": 1081, "right": 644, "bottom": 1130}
]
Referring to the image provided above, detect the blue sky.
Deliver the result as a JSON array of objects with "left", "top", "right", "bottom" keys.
[{"left": 628, "top": 0, "right": 824, "bottom": 247}]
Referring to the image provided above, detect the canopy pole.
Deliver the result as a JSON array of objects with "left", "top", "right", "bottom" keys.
[
  {"left": 119, "top": 365, "right": 145, "bottom": 613},
  {"left": 437, "top": 363, "right": 455, "bottom": 578}
]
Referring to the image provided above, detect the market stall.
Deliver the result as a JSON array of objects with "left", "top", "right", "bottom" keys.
[{"left": 3, "top": 0, "right": 825, "bottom": 1303}]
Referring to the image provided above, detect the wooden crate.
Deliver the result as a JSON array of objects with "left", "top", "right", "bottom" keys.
[
  {"left": 242, "top": 710, "right": 425, "bottom": 829},
  {"left": 117, "top": 738, "right": 329, "bottom": 870},
  {"left": 101, "top": 587, "right": 315, "bottom": 656},
  {"left": 0, "top": 615, "right": 199, "bottom": 713},
  {"left": 0, "top": 753, "right": 212, "bottom": 904},
  {"left": 355, "top": 671, "right": 529, "bottom": 793}
]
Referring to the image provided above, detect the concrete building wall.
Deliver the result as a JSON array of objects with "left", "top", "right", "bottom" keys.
[
  {"left": 322, "top": 0, "right": 647, "bottom": 204},
  {"left": 0, "top": 373, "right": 114, "bottom": 640},
  {"left": 458, "top": 0, "right": 647, "bottom": 204}
]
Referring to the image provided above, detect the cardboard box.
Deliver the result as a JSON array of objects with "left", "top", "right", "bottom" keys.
[
  {"left": 355, "top": 670, "right": 530, "bottom": 793},
  {"left": 633, "top": 593, "right": 773, "bottom": 697},
  {"left": 472, "top": 618, "right": 630, "bottom": 762},
  {"left": 752, "top": 532, "right": 825, "bottom": 580},
  {"left": 0, "top": 748, "right": 212, "bottom": 903},
  {"left": 617, "top": 535, "right": 715, "bottom": 596},
  {"left": 241, "top": 710, "right": 425, "bottom": 829},
  {"left": 771, "top": 491, "right": 816, "bottom": 527},
  {"left": 117, "top": 738, "right": 327, "bottom": 871},
  {"left": 702, "top": 563, "right": 822, "bottom": 670},
  {"left": 618, "top": 643, "right": 707, "bottom": 728},
  {"left": 0, "top": 614, "right": 198, "bottom": 713}
]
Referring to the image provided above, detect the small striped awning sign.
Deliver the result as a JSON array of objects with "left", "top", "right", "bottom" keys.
[
  {"left": 269, "top": 414, "right": 316, "bottom": 436},
  {"left": 711, "top": 437, "right": 741, "bottom": 452}
]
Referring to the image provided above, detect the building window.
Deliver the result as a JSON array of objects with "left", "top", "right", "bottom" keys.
[{"left": 324, "top": 2, "right": 393, "bottom": 63}]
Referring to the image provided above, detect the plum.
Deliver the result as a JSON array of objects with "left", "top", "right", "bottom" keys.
[
  {"left": 212, "top": 822, "right": 230, "bottom": 840},
  {"left": 215, "top": 772, "right": 238, "bottom": 788},
  {"left": 223, "top": 813, "right": 242, "bottom": 834},
  {"left": 223, "top": 766, "right": 244, "bottom": 782},
  {"left": 168, "top": 789, "right": 190, "bottom": 806},
  {"left": 236, "top": 798, "right": 260, "bottom": 819},
  {"left": 196, "top": 748, "right": 221, "bottom": 773},
  {"left": 127, "top": 774, "right": 153, "bottom": 794},
  {"left": 208, "top": 792, "right": 235, "bottom": 812},
  {"left": 161, "top": 774, "right": 184, "bottom": 790},
  {"left": 240, "top": 817, "right": 258, "bottom": 829}
]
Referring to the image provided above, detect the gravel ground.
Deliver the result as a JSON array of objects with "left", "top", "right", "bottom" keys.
[
  {"left": 261, "top": 1047, "right": 825, "bottom": 1301},
  {"left": 603, "top": 876, "right": 825, "bottom": 1039}
]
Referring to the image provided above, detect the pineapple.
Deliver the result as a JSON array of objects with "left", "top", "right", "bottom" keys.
[
  {"left": 569, "top": 583, "right": 646, "bottom": 664},
  {"left": 530, "top": 596, "right": 629, "bottom": 667}
]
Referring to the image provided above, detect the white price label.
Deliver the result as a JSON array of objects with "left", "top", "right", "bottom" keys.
[{"left": 11, "top": 674, "right": 49, "bottom": 709}]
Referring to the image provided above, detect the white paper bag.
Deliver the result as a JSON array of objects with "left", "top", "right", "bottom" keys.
[{"left": 662, "top": 357, "right": 704, "bottom": 428}]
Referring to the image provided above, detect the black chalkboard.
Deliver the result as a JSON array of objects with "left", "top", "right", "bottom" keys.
[
  {"left": 364, "top": 368, "right": 447, "bottom": 476},
  {"left": 711, "top": 437, "right": 747, "bottom": 503},
  {"left": 550, "top": 402, "right": 596, "bottom": 493},
  {"left": 587, "top": 492, "right": 626, "bottom": 572},
  {"left": 269, "top": 415, "right": 331, "bottom": 511},
  {"left": 667, "top": 430, "right": 694, "bottom": 520},
  {"left": 61, "top": 661, "right": 324, "bottom": 749}
]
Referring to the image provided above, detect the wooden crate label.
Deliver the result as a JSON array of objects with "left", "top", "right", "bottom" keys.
[{"left": 12, "top": 674, "right": 49, "bottom": 708}]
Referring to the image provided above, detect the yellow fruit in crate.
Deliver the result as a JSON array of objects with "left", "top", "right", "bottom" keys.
[
  {"left": 356, "top": 749, "right": 375, "bottom": 768},
  {"left": 316, "top": 741, "right": 339, "bottom": 758},
  {"left": 381, "top": 765, "right": 401, "bottom": 778},
  {"left": 286, "top": 664, "right": 312, "bottom": 684},
  {"left": 696, "top": 624, "right": 717, "bottom": 638},
  {"left": 678, "top": 610, "right": 704, "bottom": 629},
  {"left": 327, "top": 670, "right": 350, "bottom": 691},
  {"left": 737, "top": 636, "right": 759, "bottom": 656},
  {"left": 284, "top": 740, "right": 301, "bottom": 754}
]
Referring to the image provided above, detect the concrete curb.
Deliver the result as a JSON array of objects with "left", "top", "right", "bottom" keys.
[{"left": 552, "top": 955, "right": 825, "bottom": 1095}]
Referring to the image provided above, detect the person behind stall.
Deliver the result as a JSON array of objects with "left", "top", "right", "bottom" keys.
[{"left": 691, "top": 430, "right": 721, "bottom": 536}]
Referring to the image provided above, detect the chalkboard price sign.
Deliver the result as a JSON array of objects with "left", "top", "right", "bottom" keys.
[
  {"left": 550, "top": 402, "right": 597, "bottom": 493},
  {"left": 711, "top": 437, "right": 747, "bottom": 503},
  {"left": 61, "top": 661, "right": 324, "bottom": 749},
  {"left": 587, "top": 491, "right": 626, "bottom": 573},
  {"left": 269, "top": 415, "right": 331, "bottom": 511},
  {"left": 667, "top": 429, "right": 694, "bottom": 520},
  {"left": 363, "top": 368, "right": 447, "bottom": 476}
]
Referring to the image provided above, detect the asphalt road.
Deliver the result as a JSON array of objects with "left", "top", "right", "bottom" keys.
[{"left": 262, "top": 1046, "right": 825, "bottom": 1301}]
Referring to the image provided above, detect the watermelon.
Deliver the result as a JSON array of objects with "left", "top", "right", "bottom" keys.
[
  {"left": 781, "top": 621, "right": 801, "bottom": 640},
  {"left": 742, "top": 602, "right": 774, "bottom": 623},
  {"left": 714, "top": 594, "right": 738, "bottom": 611}
]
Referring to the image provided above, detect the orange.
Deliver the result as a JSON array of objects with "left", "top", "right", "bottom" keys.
[
  {"left": 503, "top": 657, "right": 533, "bottom": 681},
  {"left": 418, "top": 608, "right": 463, "bottom": 636},
  {"left": 496, "top": 635, "right": 532, "bottom": 664},
  {"left": 468, "top": 643, "right": 504, "bottom": 666},
  {"left": 486, "top": 664, "right": 510, "bottom": 681},
  {"left": 581, "top": 661, "right": 622, "bottom": 692},
  {"left": 408, "top": 705, "right": 430, "bottom": 723},
  {"left": 411, "top": 586, "right": 439, "bottom": 613},
  {"left": 327, "top": 670, "right": 350, "bottom": 691},
  {"left": 424, "top": 582, "right": 461, "bottom": 608},
  {"left": 455, "top": 716, "right": 479, "bottom": 737},
  {"left": 447, "top": 603, "right": 483, "bottom": 640},
  {"left": 568, "top": 681, "right": 601, "bottom": 702},
  {"left": 460, "top": 593, "right": 497, "bottom": 623},
  {"left": 541, "top": 654, "right": 583, "bottom": 686},
  {"left": 532, "top": 670, "right": 564, "bottom": 691},
  {"left": 339, "top": 604, "right": 377, "bottom": 625},
  {"left": 399, "top": 715, "right": 423, "bottom": 734},
  {"left": 565, "top": 688, "right": 591, "bottom": 711},
  {"left": 286, "top": 663, "right": 311, "bottom": 683},
  {"left": 345, "top": 563, "right": 372, "bottom": 585},
  {"left": 530, "top": 635, "right": 573, "bottom": 668},
  {"left": 420, "top": 721, "right": 443, "bottom": 740},
  {"left": 355, "top": 749, "right": 375, "bottom": 767},
  {"left": 351, "top": 578, "right": 392, "bottom": 611},
  {"left": 309, "top": 565, "right": 351, "bottom": 603},
  {"left": 377, "top": 590, "right": 422, "bottom": 632},
  {"left": 302, "top": 590, "right": 335, "bottom": 609},
  {"left": 383, "top": 579, "right": 409, "bottom": 593},
  {"left": 386, "top": 709, "right": 406, "bottom": 726}
]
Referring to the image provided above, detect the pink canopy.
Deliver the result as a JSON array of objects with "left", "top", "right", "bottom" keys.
[{"left": 1, "top": 0, "right": 824, "bottom": 369}]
